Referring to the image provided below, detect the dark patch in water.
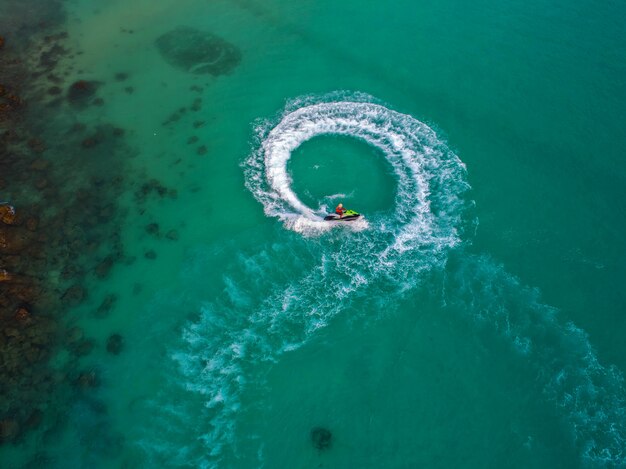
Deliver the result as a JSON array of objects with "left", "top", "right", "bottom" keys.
[
  {"left": 0, "top": 9, "right": 139, "bottom": 449},
  {"left": 145, "top": 222, "right": 160, "bottom": 236},
  {"left": 95, "top": 294, "right": 117, "bottom": 318},
  {"left": 67, "top": 80, "right": 101, "bottom": 109},
  {"left": 154, "top": 26, "right": 241, "bottom": 76},
  {"left": 311, "top": 427, "right": 332, "bottom": 450},
  {"left": 106, "top": 334, "right": 123, "bottom": 355}
]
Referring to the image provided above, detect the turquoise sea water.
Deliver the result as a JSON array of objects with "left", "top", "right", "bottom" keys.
[{"left": 3, "top": 0, "right": 626, "bottom": 467}]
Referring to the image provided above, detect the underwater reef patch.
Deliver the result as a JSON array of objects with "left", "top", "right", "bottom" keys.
[
  {"left": 155, "top": 26, "right": 241, "bottom": 76},
  {"left": 311, "top": 426, "right": 332, "bottom": 450}
]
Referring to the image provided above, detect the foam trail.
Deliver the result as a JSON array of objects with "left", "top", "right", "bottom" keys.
[
  {"left": 244, "top": 94, "right": 469, "bottom": 240},
  {"left": 446, "top": 254, "right": 626, "bottom": 467},
  {"left": 143, "top": 93, "right": 625, "bottom": 468},
  {"left": 152, "top": 93, "right": 469, "bottom": 465}
]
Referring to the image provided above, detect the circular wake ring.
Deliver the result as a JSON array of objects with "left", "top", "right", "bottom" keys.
[{"left": 244, "top": 95, "right": 469, "bottom": 248}]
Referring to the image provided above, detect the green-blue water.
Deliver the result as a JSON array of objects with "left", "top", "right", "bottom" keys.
[{"left": 2, "top": 0, "right": 626, "bottom": 467}]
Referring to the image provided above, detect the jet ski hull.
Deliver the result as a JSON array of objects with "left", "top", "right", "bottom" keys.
[{"left": 324, "top": 213, "right": 361, "bottom": 221}]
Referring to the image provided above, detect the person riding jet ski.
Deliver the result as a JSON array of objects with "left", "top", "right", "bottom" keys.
[
  {"left": 335, "top": 203, "right": 346, "bottom": 218},
  {"left": 324, "top": 203, "right": 361, "bottom": 221}
]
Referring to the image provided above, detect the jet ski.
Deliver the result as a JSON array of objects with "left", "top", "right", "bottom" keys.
[{"left": 324, "top": 209, "right": 361, "bottom": 221}]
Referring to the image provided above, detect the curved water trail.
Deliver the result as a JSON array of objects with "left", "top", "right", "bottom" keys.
[
  {"left": 145, "top": 93, "right": 625, "bottom": 468},
  {"left": 444, "top": 254, "right": 626, "bottom": 468}
]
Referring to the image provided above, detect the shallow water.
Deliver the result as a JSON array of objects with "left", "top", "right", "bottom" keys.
[{"left": 2, "top": 0, "right": 626, "bottom": 467}]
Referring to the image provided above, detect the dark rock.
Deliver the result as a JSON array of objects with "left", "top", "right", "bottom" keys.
[
  {"left": 124, "top": 86, "right": 134, "bottom": 94},
  {"left": 0, "top": 269, "right": 11, "bottom": 282},
  {"left": 62, "top": 284, "right": 86, "bottom": 305},
  {"left": 196, "top": 145, "right": 207, "bottom": 155},
  {"left": 30, "top": 158, "right": 50, "bottom": 171},
  {"left": 106, "top": 334, "right": 123, "bottom": 355},
  {"left": 114, "top": 72, "right": 129, "bottom": 81},
  {"left": 73, "top": 339, "right": 94, "bottom": 357},
  {"left": 75, "top": 370, "right": 99, "bottom": 389},
  {"left": 67, "top": 80, "right": 100, "bottom": 108},
  {"left": 311, "top": 427, "right": 332, "bottom": 450},
  {"left": 95, "top": 255, "right": 115, "bottom": 279},
  {"left": 81, "top": 136, "right": 100, "bottom": 148},
  {"left": 144, "top": 250, "right": 157, "bottom": 260},
  {"left": 14, "top": 307, "right": 31, "bottom": 323},
  {"left": 165, "top": 229, "right": 179, "bottom": 241},
  {"left": 47, "top": 86, "right": 62, "bottom": 95},
  {"left": 0, "top": 225, "right": 32, "bottom": 252},
  {"left": 187, "top": 136, "right": 198, "bottom": 144},
  {"left": 192, "top": 120, "right": 204, "bottom": 128},
  {"left": 135, "top": 179, "right": 170, "bottom": 201},
  {"left": 145, "top": 223, "right": 159, "bottom": 236},
  {"left": 96, "top": 294, "right": 117, "bottom": 318},
  {"left": 0, "top": 204, "right": 17, "bottom": 225},
  {"left": 93, "top": 97, "right": 104, "bottom": 106},
  {"left": 190, "top": 98, "right": 201, "bottom": 111},
  {"left": 0, "top": 419, "right": 20, "bottom": 442},
  {"left": 155, "top": 26, "right": 241, "bottom": 76},
  {"left": 66, "top": 326, "right": 84, "bottom": 344}
]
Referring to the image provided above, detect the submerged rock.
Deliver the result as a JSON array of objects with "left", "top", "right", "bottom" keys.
[
  {"left": 72, "top": 339, "right": 94, "bottom": 357},
  {"left": 95, "top": 294, "right": 117, "bottom": 318},
  {"left": 0, "top": 419, "right": 20, "bottom": 443},
  {"left": 65, "top": 326, "right": 84, "bottom": 344},
  {"left": 95, "top": 255, "right": 115, "bottom": 279},
  {"left": 165, "top": 229, "right": 179, "bottom": 241},
  {"left": 30, "top": 158, "right": 50, "bottom": 171},
  {"left": 14, "top": 307, "right": 31, "bottom": 323},
  {"left": 106, "top": 334, "right": 123, "bottom": 355},
  {"left": 155, "top": 26, "right": 241, "bottom": 76},
  {"left": 75, "top": 370, "right": 99, "bottom": 389},
  {"left": 0, "top": 203, "right": 17, "bottom": 225},
  {"left": 311, "top": 427, "right": 332, "bottom": 450},
  {"left": 62, "top": 285, "right": 86, "bottom": 305},
  {"left": 0, "top": 225, "right": 32, "bottom": 252},
  {"left": 67, "top": 80, "right": 100, "bottom": 108},
  {"left": 145, "top": 223, "right": 159, "bottom": 236}
]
